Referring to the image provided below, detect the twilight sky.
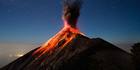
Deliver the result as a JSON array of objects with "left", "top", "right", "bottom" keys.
[{"left": 0, "top": 0, "right": 140, "bottom": 67}]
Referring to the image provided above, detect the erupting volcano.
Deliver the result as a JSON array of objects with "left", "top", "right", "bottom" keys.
[
  {"left": 33, "top": 0, "right": 83, "bottom": 58},
  {"left": 1, "top": 0, "right": 135, "bottom": 70}
]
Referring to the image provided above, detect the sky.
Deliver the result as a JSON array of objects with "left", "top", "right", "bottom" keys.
[{"left": 0, "top": 0, "right": 140, "bottom": 67}]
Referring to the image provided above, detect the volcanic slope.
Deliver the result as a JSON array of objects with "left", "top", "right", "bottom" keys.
[{"left": 1, "top": 33, "right": 134, "bottom": 70}]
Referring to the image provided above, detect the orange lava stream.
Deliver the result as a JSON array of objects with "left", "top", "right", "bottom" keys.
[{"left": 32, "top": 22, "right": 83, "bottom": 57}]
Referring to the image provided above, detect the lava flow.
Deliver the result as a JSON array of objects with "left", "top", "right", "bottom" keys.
[
  {"left": 33, "top": 0, "right": 83, "bottom": 57},
  {"left": 33, "top": 21, "right": 82, "bottom": 57}
]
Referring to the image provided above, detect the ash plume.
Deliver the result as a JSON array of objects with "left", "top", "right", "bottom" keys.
[{"left": 62, "top": 0, "right": 83, "bottom": 27}]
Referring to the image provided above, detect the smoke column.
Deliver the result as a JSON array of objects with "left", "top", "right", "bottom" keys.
[{"left": 62, "top": 0, "right": 82, "bottom": 28}]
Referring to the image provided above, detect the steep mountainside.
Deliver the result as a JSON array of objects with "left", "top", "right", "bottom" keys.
[{"left": 1, "top": 34, "right": 135, "bottom": 70}]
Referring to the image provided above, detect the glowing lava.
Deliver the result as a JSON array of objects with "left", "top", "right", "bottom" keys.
[
  {"left": 33, "top": 20, "right": 83, "bottom": 57},
  {"left": 33, "top": 0, "right": 83, "bottom": 58}
]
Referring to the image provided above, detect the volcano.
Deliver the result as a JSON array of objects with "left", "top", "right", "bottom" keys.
[{"left": 1, "top": 0, "right": 135, "bottom": 70}]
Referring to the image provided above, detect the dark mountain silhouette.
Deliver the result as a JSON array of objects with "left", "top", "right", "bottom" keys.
[
  {"left": 0, "top": 34, "right": 135, "bottom": 70},
  {"left": 131, "top": 43, "right": 140, "bottom": 70}
]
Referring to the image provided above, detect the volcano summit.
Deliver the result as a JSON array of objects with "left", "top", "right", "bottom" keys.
[{"left": 1, "top": 0, "right": 135, "bottom": 70}]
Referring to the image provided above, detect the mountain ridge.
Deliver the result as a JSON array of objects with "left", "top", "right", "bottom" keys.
[{"left": 1, "top": 34, "right": 134, "bottom": 70}]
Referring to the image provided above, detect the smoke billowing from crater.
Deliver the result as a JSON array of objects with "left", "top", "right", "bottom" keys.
[{"left": 62, "top": 0, "right": 82, "bottom": 28}]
